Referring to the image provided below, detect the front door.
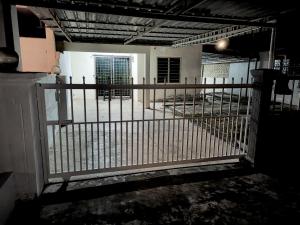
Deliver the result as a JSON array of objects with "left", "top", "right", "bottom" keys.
[{"left": 95, "top": 56, "right": 131, "bottom": 97}]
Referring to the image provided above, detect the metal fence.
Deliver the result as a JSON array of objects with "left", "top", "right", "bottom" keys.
[
  {"left": 37, "top": 77, "right": 253, "bottom": 180},
  {"left": 271, "top": 76, "right": 300, "bottom": 112}
]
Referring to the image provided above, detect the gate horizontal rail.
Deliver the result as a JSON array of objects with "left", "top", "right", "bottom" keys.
[
  {"left": 46, "top": 115, "right": 244, "bottom": 125},
  {"left": 48, "top": 155, "right": 241, "bottom": 179},
  {"left": 39, "top": 77, "right": 253, "bottom": 180},
  {"left": 39, "top": 83, "right": 255, "bottom": 90}
]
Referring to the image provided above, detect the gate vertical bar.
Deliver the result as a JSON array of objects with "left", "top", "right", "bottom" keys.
[
  {"left": 56, "top": 78, "right": 63, "bottom": 173},
  {"left": 233, "top": 78, "right": 243, "bottom": 155},
  {"left": 131, "top": 77, "right": 134, "bottom": 165},
  {"left": 83, "top": 76, "right": 88, "bottom": 170},
  {"left": 218, "top": 78, "right": 225, "bottom": 157},
  {"left": 96, "top": 79, "right": 100, "bottom": 169},
  {"left": 120, "top": 82, "right": 123, "bottom": 166},
  {"left": 162, "top": 78, "right": 166, "bottom": 162},
  {"left": 108, "top": 77, "right": 112, "bottom": 168},
  {"left": 152, "top": 78, "right": 156, "bottom": 163},
  {"left": 172, "top": 89, "right": 176, "bottom": 162},
  {"left": 190, "top": 77, "right": 197, "bottom": 159},
  {"left": 181, "top": 77, "right": 187, "bottom": 160},
  {"left": 69, "top": 77, "right": 76, "bottom": 171},
  {"left": 142, "top": 77, "right": 145, "bottom": 164}
]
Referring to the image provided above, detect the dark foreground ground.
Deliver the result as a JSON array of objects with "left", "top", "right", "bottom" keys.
[{"left": 7, "top": 164, "right": 300, "bottom": 225}]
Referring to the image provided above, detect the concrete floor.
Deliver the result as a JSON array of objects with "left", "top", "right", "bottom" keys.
[
  {"left": 47, "top": 99, "right": 246, "bottom": 175},
  {"left": 8, "top": 164, "right": 300, "bottom": 225}
]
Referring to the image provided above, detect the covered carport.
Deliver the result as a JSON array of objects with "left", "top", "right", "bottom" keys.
[{"left": 1, "top": 1, "right": 300, "bottom": 225}]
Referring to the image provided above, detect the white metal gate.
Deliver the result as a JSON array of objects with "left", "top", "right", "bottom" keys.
[{"left": 37, "top": 77, "right": 253, "bottom": 181}]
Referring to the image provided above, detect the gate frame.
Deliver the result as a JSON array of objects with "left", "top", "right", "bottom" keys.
[
  {"left": 36, "top": 83, "right": 50, "bottom": 184},
  {"left": 38, "top": 81, "right": 254, "bottom": 182}
]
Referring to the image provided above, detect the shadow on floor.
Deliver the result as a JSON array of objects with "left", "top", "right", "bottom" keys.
[
  {"left": 7, "top": 164, "right": 300, "bottom": 225},
  {"left": 42, "top": 163, "right": 254, "bottom": 205}
]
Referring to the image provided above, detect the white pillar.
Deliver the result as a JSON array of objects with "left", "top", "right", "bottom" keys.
[{"left": 0, "top": 72, "right": 47, "bottom": 199}]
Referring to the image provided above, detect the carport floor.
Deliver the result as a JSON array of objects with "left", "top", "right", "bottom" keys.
[{"left": 8, "top": 164, "right": 300, "bottom": 225}]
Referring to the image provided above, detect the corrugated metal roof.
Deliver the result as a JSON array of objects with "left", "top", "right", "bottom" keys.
[{"left": 12, "top": 0, "right": 298, "bottom": 45}]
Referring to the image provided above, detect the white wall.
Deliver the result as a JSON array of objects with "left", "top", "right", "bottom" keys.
[
  {"left": 59, "top": 51, "right": 141, "bottom": 100},
  {"left": 131, "top": 54, "right": 138, "bottom": 99},
  {"left": 136, "top": 54, "right": 146, "bottom": 102},
  {"left": 204, "top": 61, "right": 256, "bottom": 96},
  {"left": 59, "top": 51, "right": 72, "bottom": 78}
]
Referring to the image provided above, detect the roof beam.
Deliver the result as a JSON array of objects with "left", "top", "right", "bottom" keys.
[
  {"left": 42, "top": 18, "right": 215, "bottom": 32},
  {"left": 47, "top": 9, "right": 72, "bottom": 42},
  {"left": 62, "top": 31, "right": 187, "bottom": 39},
  {"left": 60, "top": 31, "right": 180, "bottom": 39},
  {"left": 173, "top": 15, "right": 277, "bottom": 48},
  {"left": 9, "top": 0, "right": 275, "bottom": 27},
  {"left": 53, "top": 27, "right": 199, "bottom": 36}
]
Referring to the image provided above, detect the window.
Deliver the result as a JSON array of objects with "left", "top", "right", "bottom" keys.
[{"left": 157, "top": 57, "right": 180, "bottom": 83}]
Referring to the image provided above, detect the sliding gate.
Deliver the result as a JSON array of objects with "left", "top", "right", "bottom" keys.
[{"left": 37, "top": 77, "right": 253, "bottom": 180}]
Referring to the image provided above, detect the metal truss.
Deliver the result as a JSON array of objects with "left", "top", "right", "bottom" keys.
[{"left": 172, "top": 25, "right": 267, "bottom": 48}]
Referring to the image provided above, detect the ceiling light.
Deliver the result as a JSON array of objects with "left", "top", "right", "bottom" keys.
[{"left": 215, "top": 38, "right": 229, "bottom": 50}]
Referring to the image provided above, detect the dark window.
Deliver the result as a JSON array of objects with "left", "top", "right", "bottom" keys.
[
  {"left": 169, "top": 58, "right": 180, "bottom": 83},
  {"left": 157, "top": 57, "right": 180, "bottom": 83}
]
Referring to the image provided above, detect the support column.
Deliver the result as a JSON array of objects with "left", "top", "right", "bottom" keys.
[
  {"left": 246, "top": 69, "right": 274, "bottom": 167},
  {"left": 268, "top": 28, "right": 276, "bottom": 69},
  {"left": 0, "top": 72, "right": 47, "bottom": 199}
]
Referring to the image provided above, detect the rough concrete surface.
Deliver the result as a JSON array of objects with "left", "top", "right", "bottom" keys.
[{"left": 7, "top": 165, "right": 300, "bottom": 225}]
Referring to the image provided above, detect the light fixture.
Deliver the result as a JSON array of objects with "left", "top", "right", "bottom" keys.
[{"left": 215, "top": 38, "right": 229, "bottom": 50}]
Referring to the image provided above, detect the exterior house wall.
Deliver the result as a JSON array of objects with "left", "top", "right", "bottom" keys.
[
  {"left": 58, "top": 43, "right": 203, "bottom": 103},
  {"left": 149, "top": 45, "right": 203, "bottom": 100},
  {"left": 60, "top": 51, "right": 140, "bottom": 100},
  {"left": 59, "top": 51, "right": 72, "bottom": 78},
  {"left": 204, "top": 61, "right": 257, "bottom": 96},
  {"left": 19, "top": 28, "right": 56, "bottom": 73},
  {"left": 136, "top": 54, "right": 146, "bottom": 102}
]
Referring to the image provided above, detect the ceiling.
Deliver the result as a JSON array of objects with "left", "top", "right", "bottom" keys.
[{"left": 9, "top": 0, "right": 299, "bottom": 46}]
